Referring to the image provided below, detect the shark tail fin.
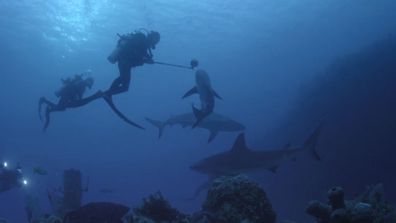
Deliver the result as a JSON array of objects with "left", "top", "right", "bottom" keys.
[
  {"left": 192, "top": 106, "right": 207, "bottom": 128},
  {"left": 145, "top": 118, "right": 165, "bottom": 138},
  {"left": 303, "top": 121, "right": 324, "bottom": 161}
]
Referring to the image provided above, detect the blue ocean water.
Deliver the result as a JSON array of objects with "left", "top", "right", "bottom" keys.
[{"left": 0, "top": 0, "right": 396, "bottom": 222}]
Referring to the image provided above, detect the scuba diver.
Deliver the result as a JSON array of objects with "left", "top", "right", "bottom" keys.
[
  {"left": 105, "top": 29, "right": 160, "bottom": 96},
  {"left": 0, "top": 161, "right": 27, "bottom": 193},
  {"left": 72, "top": 29, "right": 160, "bottom": 105},
  {"left": 38, "top": 74, "right": 94, "bottom": 131}
]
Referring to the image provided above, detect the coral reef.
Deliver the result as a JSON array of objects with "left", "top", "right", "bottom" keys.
[
  {"left": 63, "top": 202, "right": 129, "bottom": 223},
  {"left": 129, "top": 191, "right": 188, "bottom": 223},
  {"left": 202, "top": 174, "right": 276, "bottom": 223},
  {"left": 306, "top": 183, "right": 395, "bottom": 223},
  {"left": 127, "top": 174, "right": 275, "bottom": 223},
  {"left": 33, "top": 215, "right": 62, "bottom": 223}
]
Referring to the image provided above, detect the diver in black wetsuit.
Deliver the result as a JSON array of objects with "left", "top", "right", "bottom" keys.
[
  {"left": 74, "top": 29, "right": 160, "bottom": 105},
  {"left": 38, "top": 74, "right": 94, "bottom": 131},
  {"left": 0, "top": 162, "right": 26, "bottom": 193},
  {"left": 106, "top": 30, "right": 160, "bottom": 95}
]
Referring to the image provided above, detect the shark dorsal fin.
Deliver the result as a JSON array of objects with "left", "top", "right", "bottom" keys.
[
  {"left": 282, "top": 142, "right": 291, "bottom": 150},
  {"left": 231, "top": 133, "right": 248, "bottom": 152}
]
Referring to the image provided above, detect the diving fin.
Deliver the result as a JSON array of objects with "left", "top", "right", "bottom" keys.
[{"left": 103, "top": 96, "right": 145, "bottom": 130}]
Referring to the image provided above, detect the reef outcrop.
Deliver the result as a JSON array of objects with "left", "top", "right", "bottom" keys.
[
  {"left": 128, "top": 174, "right": 275, "bottom": 223},
  {"left": 201, "top": 174, "right": 276, "bottom": 223},
  {"left": 306, "top": 183, "right": 395, "bottom": 223},
  {"left": 128, "top": 191, "right": 188, "bottom": 223},
  {"left": 63, "top": 202, "right": 129, "bottom": 223}
]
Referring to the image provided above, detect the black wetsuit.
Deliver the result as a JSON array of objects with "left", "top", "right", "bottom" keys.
[
  {"left": 39, "top": 78, "right": 91, "bottom": 131},
  {"left": 0, "top": 167, "right": 23, "bottom": 193},
  {"left": 70, "top": 32, "right": 153, "bottom": 107},
  {"left": 107, "top": 32, "right": 153, "bottom": 95}
]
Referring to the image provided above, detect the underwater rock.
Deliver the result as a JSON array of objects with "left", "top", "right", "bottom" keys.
[
  {"left": 63, "top": 202, "right": 129, "bottom": 223},
  {"left": 35, "top": 215, "right": 63, "bottom": 223},
  {"left": 307, "top": 183, "right": 394, "bottom": 223},
  {"left": 202, "top": 174, "right": 276, "bottom": 223},
  {"left": 350, "top": 202, "right": 373, "bottom": 223},
  {"left": 384, "top": 211, "right": 396, "bottom": 223},
  {"left": 328, "top": 187, "right": 346, "bottom": 210},
  {"left": 306, "top": 200, "right": 331, "bottom": 222},
  {"left": 131, "top": 191, "right": 187, "bottom": 223}
]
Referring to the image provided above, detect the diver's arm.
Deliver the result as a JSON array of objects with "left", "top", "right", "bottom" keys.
[{"left": 142, "top": 49, "right": 154, "bottom": 64}]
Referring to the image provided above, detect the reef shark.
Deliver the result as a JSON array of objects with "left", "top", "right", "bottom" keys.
[
  {"left": 182, "top": 69, "right": 222, "bottom": 128},
  {"left": 146, "top": 112, "right": 245, "bottom": 143},
  {"left": 189, "top": 122, "right": 323, "bottom": 197}
]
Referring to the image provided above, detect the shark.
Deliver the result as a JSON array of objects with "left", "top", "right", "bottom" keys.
[
  {"left": 145, "top": 112, "right": 245, "bottom": 143},
  {"left": 189, "top": 122, "right": 323, "bottom": 197},
  {"left": 182, "top": 69, "right": 222, "bottom": 128}
]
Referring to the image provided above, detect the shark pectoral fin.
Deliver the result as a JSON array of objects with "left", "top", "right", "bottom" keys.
[
  {"left": 182, "top": 87, "right": 198, "bottom": 99},
  {"left": 303, "top": 121, "right": 324, "bottom": 161},
  {"left": 212, "top": 89, "right": 223, "bottom": 100},
  {"left": 231, "top": 133, "right": 249, "bottom": 151},
  {"left": 269, "top": 166, "right": 278, "bottom": 173},
  {"left": 208, "top": 131, "right": 219, "bottom": 143}
]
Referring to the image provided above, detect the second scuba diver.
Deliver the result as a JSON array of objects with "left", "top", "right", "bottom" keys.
[{"left": 39, "top": 74, "right": 94, "bottom": 131}]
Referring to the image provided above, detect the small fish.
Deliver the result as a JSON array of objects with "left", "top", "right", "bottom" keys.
[{"left": 33, "top": 167, "right": 48, "bottom": 175}]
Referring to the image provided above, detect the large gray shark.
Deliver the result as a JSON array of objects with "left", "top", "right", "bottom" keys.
[
  {"left": 145, "top": 113, "right": 245, "bottom": 143},
  {"left": 189, "top": 122, "right": 323, "bottom": 197},
  {"left": 182, "top": 69, "right": 222, "bottom": 128}
]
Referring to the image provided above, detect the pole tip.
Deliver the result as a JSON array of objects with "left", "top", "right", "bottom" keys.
[{"left": 191, "top": 59, "right": 199, "bottom": 69}]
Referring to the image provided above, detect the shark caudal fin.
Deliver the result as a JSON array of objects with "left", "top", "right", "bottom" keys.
[
  {"left": 145, "top": 118, "right": 165, "bottom": 138},
  {"left": 302, "top": 121, "right": 324, "bottom": 161},
  {"left": 192, "top": 106, "right": 209, "bottom": 128}
]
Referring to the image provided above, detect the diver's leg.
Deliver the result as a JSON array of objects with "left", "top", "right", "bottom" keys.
[
  {"left": 106, "top": 61, "right": 132, "bottom": 96},
  {"left": 43, "top": 106, "right": 52, "bottom": 132},
  {"left": 39, "top": 97, "right": 57, "bottom": 121},
  {"left": 66, "top": 91, "right": 104, "bottom": 108},
  {"left": 43, "top": 105, "right": 66, "bottom": 132}
]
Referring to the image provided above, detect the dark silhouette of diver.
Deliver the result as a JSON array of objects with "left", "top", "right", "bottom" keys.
[
  {"left": 66, "top": 29, "right": 161, "bottom": 129},
  {"left": 106, "top": 30, "right": 160, "bottom": 95},
  {"left": 0, "top": 162, "right": 27, "bottom": 193},
  {"left": 39, "top": 74, "right": 94, "bottom": 131}
]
